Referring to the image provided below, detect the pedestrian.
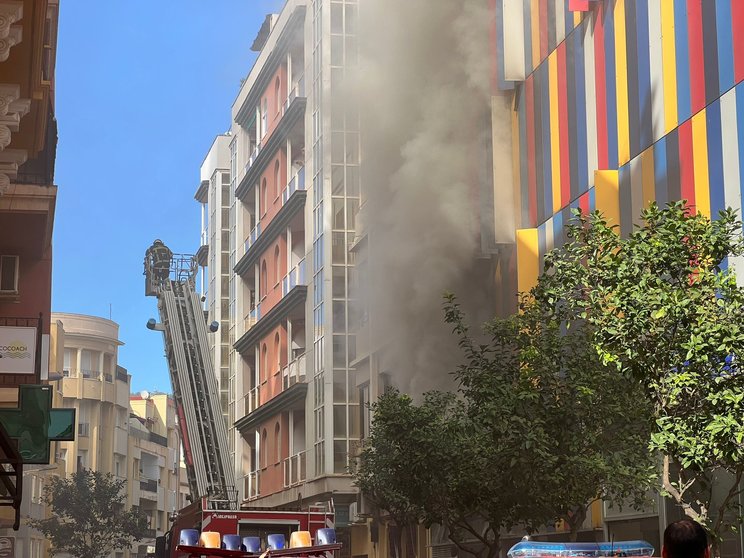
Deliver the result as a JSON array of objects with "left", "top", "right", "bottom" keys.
[{"left": 662, "top": 519, "right": 709, "bottom": 558}]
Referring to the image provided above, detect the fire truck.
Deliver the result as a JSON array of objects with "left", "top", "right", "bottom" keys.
[{"left": 144, "top": 243, "right": 336, "bottom": 558}]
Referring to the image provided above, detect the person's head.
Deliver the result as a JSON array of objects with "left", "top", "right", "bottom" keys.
[{"left": 662, "top": 519, "right": 709, "bottom": 558}]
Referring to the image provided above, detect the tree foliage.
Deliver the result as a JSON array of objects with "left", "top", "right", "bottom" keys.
[
  {"left": 353, "top": 293, "right": 654, "bottom": 558},
  {"left": 28, "top": 469, "right": 149, "bottom": 558},
  {"left": 533, "top": 202, "right": 744, "bottom": 554}
]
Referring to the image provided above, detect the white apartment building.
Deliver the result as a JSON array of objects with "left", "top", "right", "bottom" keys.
[{"left": 197, "top": 0, "right": 362, "bottom": 533}]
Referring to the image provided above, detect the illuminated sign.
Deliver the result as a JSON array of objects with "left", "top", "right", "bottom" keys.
[{"left": 0, "top": 326, "right": 36, "bottom": 374}]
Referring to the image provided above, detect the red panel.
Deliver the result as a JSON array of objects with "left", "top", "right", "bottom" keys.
[
  {"left": 578, "top": 192, "right": 590, "bottom": 214},
  {"left": 539, "top": 0, "right": 549, "bottom": 60},
  {"left": 686, "top": 0, "right": 706, "bottom": 113},
  {"left": 594, "top": 2, "right": 608, "bottom": 170},
  {"left": 678, "top": 120, "right": 696, "bottom": 210},
  {"left": 569, "top": 0, "right": 590, "bottom": 10},
  {"left": 733, "top": 0, "right": 744, "bottom": 82},
  {"left": 525, "top": 76, "right": 538, "bottom": 226},
  {"left": 557, "top": 42, "right": 571, "bottom": 207}
]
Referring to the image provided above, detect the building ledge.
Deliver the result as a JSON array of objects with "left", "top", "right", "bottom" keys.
[
  {"left": 195, "top": 243, "right": 209, "bottom": 267},
  {"left": 194, "top": 180, "right": 209, "bottom": 203},
  {"left": 234, "top": 382, "right": 307, "bottom": 435},
  {"left": 235, "top": 97, "right": 306, "bottom": 202},
  {"left": 235, "top": 190, "right": 306, "bottom": 276},
  {"left": 234, "top": 286, "right": 307, "bottom": 355}
]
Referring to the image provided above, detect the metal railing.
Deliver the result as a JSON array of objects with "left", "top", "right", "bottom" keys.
[
  {"left": 116, "top": 368, "right": 128, "bottom": 383},
  {"left": 140, "top": 478, "right": 158, "bottom": 493},
  {"left": 244, "top": 304, "right": 261, "bottom": 332},
  {"left": 245, "top": 385, "right": 260, "bottom": 414},
  {"left": 283, "top": 75, "right": 306, "bottom": 113},
  {"left": 283, "top": 451, "right": 307, "bottom": 488},
  {"left": 281, "top": 167, "right": 306, "bottom": 205},
  {"left": 281, "top": 259, "right": 307, "bottom": 296},
  {"left": 244, "top": 142, "right": 263, "bottom": 176},
  {"left": 245, "top": 470, "right": 260, "bottom": 500},
  {"left": 104, "top": 373, "right": 113, "bottom": 383},
  {"left": 244, "top": 222, "right": 262, "bottom": 254},
  {"left": 77, "top": 423, "right": 90, "bottom": 437},
  {"left": 282, "top": 353, "right": 307, "bottom": 390}
]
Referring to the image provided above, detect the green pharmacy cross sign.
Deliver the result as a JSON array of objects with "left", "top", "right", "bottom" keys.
[{"left": 0, "top": 385, "right": 75, "bottom": 464}]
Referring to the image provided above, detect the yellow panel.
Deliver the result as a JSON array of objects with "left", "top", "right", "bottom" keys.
[
  {"left": 614, "top": 0, "right": 630, "bottom": 165},
  {"left": 641, "top": 147, "right": 656, "bottom": 208},
  {"left": 595, "top": 170, "right": 620, "bottom": 229},
  {"left": 660, "top": 0, "right": 678, "bottom": 133},
  {"left": 573, "top": 10, "right": 582, "bottom": 27},
  {"left": 591, "top": 499, "right": 604, "bottom": 528},
  {"left": 549, "top": 50, "right": 562, "bottom": 213},
  {"left": 691, "top": 110, "right": 711, "bottom": 218},
  {"left": 516, "top": 228, "right": 540, "bottom": 294},
  {"left": 531, "top": 0, "right": 540, "bottom": 69}
]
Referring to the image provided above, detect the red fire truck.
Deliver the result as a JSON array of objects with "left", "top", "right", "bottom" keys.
[
  {"left": 156, "top": 497, "right": 335, "bottom": 557},
  {"left": 145, "top": 251, "right": 338, "bottom": 558}
]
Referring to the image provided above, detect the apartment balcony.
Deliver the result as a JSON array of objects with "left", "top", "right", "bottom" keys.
[
  {"left": 236, "top": 78, "right": 307, "bottom": 201},
  {"left": 282, "top": 352, "right": 306, "bottom": 390},
  {"left": 244, "top": 304, "right": 261, "bottom": 335},
  {"left": 244, "top": 470, "right": 260, "bottom": 501},
  {"left": 281, "top": 166, "right": 306, "bottom": 205},
  {"left": 235, "top": 170, "right": 306, "bottom": 274},
  {"left": 244, "top": 385, "right": 261, "bottom": 415},
  {"left": 140, "top": 477, "right": 158, "bottom": 495},
  {"left": 243, "top": 222, "right": 262, "bottom": 256},
  {"left": 281, "top": 258, "right": 306, "bottom": 298},
  {"left": 282, "top": 451, "right": 307, "bottom": 488}
]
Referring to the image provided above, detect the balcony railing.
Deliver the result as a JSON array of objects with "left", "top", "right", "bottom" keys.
[
  {"left": 281, "top": 259, "right": 307, "bottom": 297},
  {"left": 283, "top": 451, "right": 307, "bottom": 488},
  {"left": 244, "top": 222, "right": 262, "bottom": 254},
  {"left": 140, "top": 478, "right": 158, "bottom": 493},
  {"left": 283, "top": 75, "right": 306, "bottom": 113},
  {"left": 244, "top": 304, "right": 261, "bottom": 332},
  {"left": 245, "top": 385, "right": 260, "bottom": 414},
  {"left": 281, "top": 167, "right": 306, "bottom": 205},
  {"left": 282, "top": 353, "right": 307, "bottom": 390},
  {"left": 77, "top": 423, "right": 90, "bottom": 437},
  {"left": 244, "top": 142, "right": 263, "bottom": 177},
  {"left": 245, "top": 470, "right": 260, "bottom": 500},
  {"left": 116, "top": 368, "right": 128, "bottom": 383}
]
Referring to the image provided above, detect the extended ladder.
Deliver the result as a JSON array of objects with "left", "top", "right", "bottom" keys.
[{"left": 145, "top": 247, "right": 236, "bottom": 508}]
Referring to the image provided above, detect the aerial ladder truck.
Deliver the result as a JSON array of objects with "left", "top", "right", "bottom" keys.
[{"left": 144, "top": 241, "right": 335, "bottom": 558}]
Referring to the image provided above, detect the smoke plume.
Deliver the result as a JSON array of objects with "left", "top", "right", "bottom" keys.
[{"left": 355, "top": 0, "right": 512, "bottom": 394}]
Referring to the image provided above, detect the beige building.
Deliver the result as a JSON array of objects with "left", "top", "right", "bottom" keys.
[{"left": 47, "top": 313, "right": 181, "bottom": 558}]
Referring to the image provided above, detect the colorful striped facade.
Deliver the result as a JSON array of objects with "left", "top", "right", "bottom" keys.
[{"left": 497, "top": 0, "right": 744, "bottom": 292}]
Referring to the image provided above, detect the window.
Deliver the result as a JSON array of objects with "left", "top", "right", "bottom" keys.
[
  {"left": 261, "top": 260, "right": 268, "bottom": 298},
  {"left": 0, "top": 255, "right": 19, "bottom": 293},
  {"left": 261, "top": 429, "right": 268, "bottom": 468},
  {"left": 274, "top": 159, "right": 280, "bottom": 200},
  {"left": 262, "top": 98, "right": 268, "bottom": 137},
  {"left": 275, "top": 76, "right": 281, "bottom": 115},
  {"left": 273, "top": 245, "right": 280, "bottom": 286},
  {"left": 261, "top": 178, "right": 268, "bottom": 216},
  {"left": 274, "top": 423, "right": 281, "bottom": 464},
  {"left": 262, "top": 344, "right": 268, "bottom": 379},
  {"left": 274, "top": 333, "right": 281, "bottom": 373}
]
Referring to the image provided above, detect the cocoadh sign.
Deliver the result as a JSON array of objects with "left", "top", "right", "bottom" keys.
[{"left": 0, "top": 326, "right": 36, "bottom": 374}]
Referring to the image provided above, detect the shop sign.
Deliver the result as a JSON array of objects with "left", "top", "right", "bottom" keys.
[{"left": 0, "top": 326, "right": 36, "bottom": 374}]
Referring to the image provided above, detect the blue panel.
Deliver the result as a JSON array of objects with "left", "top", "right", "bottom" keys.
[
  {"left": 524, "top": 0, "right": 534, "bottom": 74},
  {"left": 716, "top": 0, "right": 735, "bottom": 95},
  {"left": 540, "top": 62, "right": 553, "bottom": 222},
  {"left": 519, "top": 87, "right": 531, "bottom": 226},
  {"left": 604, "top": 0, "right": 619, "bottom": 170},
  {"left": 635, "top": 0, "right": 653, "bottom": 152},
  {"left": 674, "top": 0, "right": 692, "bottom": 123}
]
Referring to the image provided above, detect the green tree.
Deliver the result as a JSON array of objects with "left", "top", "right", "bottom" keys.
[
  {"left": 534, "top": 202, "right": 744, "bottom": 556},
  {"left": 28, "top": 469, "right": 149, "bottom": 558},
  {"left": 353, "top": 296, "right": 654, "bottom": 558}
]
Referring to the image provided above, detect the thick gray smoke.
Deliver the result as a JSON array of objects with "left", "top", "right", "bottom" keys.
[{"left": 355, "top": 0, "right": 511, "bottom": 395}]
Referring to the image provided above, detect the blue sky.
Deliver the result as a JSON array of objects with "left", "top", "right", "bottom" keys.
[{"left": 52, "top": 1, "right": 284, "bottom": 393}]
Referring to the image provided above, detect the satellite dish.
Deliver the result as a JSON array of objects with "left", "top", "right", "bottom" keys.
[{"left": 140, "top": 390, "right": 150, "bottom": 400}]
